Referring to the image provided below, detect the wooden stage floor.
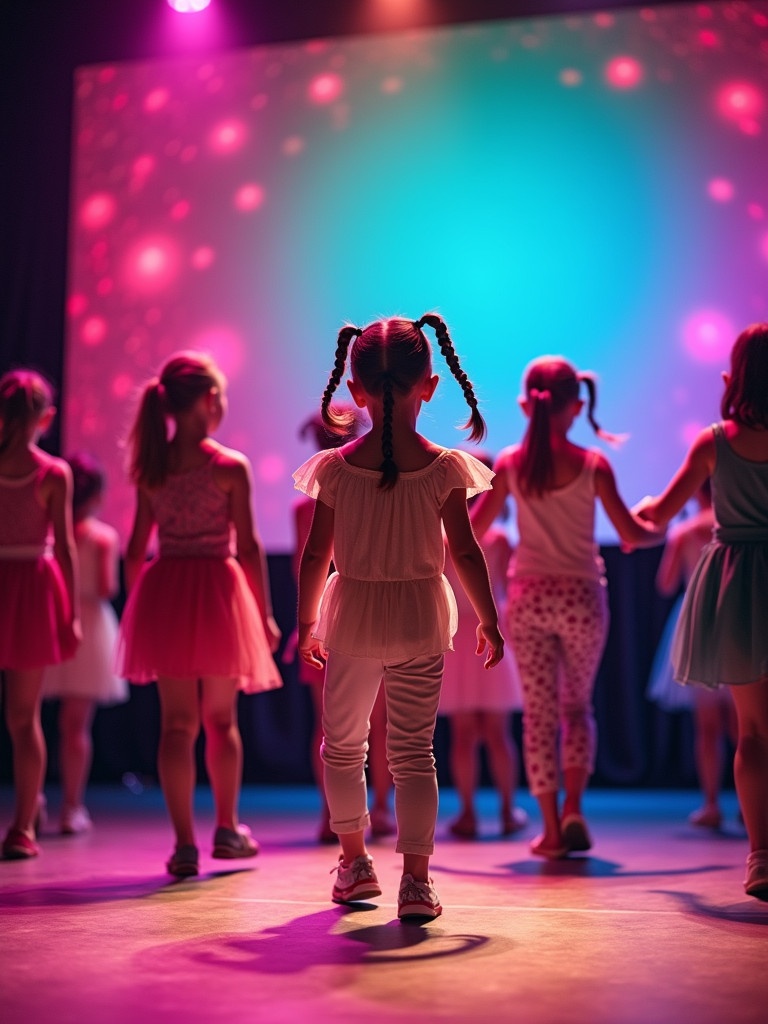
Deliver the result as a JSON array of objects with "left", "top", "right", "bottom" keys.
[{"left": 1, "top": 785, "right": 766, "bottom": 1024}]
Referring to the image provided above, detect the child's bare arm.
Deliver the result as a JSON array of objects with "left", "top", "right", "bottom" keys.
[
  {"left": 634, "top": 428, "right": 715, "bottom": 528},
  {"left": 595, "top": 454, "right": 666, "bottom": 547},
  {"left": 442, "top": 489, "right": 504, "bottom": 668},
  {"left": 297, "top": 498, "right": 335, "bottom": 669},
  {"left": 47, "top": 460, "right": 80, "bottom": 632},
  {"left": 124, "top": 488, "right": 155, "bottom": 593}
]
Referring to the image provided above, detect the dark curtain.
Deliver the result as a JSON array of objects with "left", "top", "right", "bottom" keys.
[{"left": 2, "top": 549, "right": 720, "bottom": 791}]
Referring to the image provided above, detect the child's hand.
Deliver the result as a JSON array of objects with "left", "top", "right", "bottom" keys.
[
  {"left": 476, "top": 622, "right": 504, "bottom": 669},
  {"left": 631, "top": 496, "right": 656, "bottom": 521},
  {"left": 299, "top": 621, "right": 327, "bottom": 670}
]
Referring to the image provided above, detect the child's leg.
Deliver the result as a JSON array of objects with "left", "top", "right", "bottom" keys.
[
  {"left": 322, "top": 652, "right": 384, "bottom": 863},
  {"left": 368, "top": 687, "right": 395, "bottom": 832},
  {"left": 478, "top": 711, "right": 519, "bottom": 828},
  {"left": 383, "top": 653, "right": 444, "bottom": 881},
  {"left": 508, "top": 586, "right": 562, "bottom": 851},
  {"left": 200, "top": 676, "right": 243, "bottom": 833},
  {"left": 557, "top": 580, "right": 609, "bottom": 821},
  {"left": 308, "top": 681, "right": 334, "bottom": 841},
  {"left": 690, "top": 687, "right": 726, "bottom": 825},
  {"left": 3, "top": 668, "right": 46, "bottom": 835},
  {"left": 157, "top": 677, "right": 201, "bottom": 848},
  {"left": 448, "top": 711, "right": 481, "bottom": 834},
  {"left": 729, "top": 677, "right": 768, "bottom": 853},
  {"left": 59, "top": 696, "right": 95, "bottom": 816}
]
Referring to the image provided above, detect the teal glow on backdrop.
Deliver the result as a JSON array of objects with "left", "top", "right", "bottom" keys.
[{"left": 65, "top": 4, "right": 768, "bottom": 548}]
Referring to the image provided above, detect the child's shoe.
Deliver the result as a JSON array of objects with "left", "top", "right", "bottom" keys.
[
  {"left": 449, "top": 811, "right": 478, "bottom": 839},
  {"left": 397, "top": 874, "right": 442, "bottom": 919},
  {"left": 331, "top": 854, "right": 381, "bottom": 904},
  {"left": 688, "top": 805, "right": 723, "bottom": 830},
  {"left": 744, "top": 850, "right": 768, "bottom": 898},
  {"left": 61, "top": 805, "right": 92, "bottom": 835},
  {"left": 2, "top": 827, "right": 40, "bottom": 860},
  {"left": 212, "top": 824, "right": 259, "bottom": 859},
  {"left": 166, "top": 844, "right": 199, "bottom": 878},
  {"left": 369, "top": 807, "right": 396, "bottom": 838}
]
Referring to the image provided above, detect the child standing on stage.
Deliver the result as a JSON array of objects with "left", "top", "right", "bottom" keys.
[
  {"left": 646, "top": 480, "right": 737, "bottom": 830},
  {"left": 117, "top": 352, "right": 282, "bottom": 878},
  {"left": 634, "top": 323, "right": 768, "bottom": 898},
  {"left": 291, "top": 409, "right": 394, "bottom": 844},
  {"left": 43, "top": 453, "right": 128, "bottom": 835},
  {"left": 471, "top": 356, "right": 662, "bottom": 860},
  {"left": 295, "top": 314, "right": 504, "bottom": 920},
  {"left": 0, "top": 370, "right": 80, "bottom": 859},
  {"left": 439, "top": 450, "right": 526, "bottom": 840}
]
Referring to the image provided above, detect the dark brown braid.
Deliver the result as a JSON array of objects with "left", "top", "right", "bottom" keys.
[
  {"left": 379, "top": 375, "right": 397, "bottom": 489},
  {"left": 417, "top": 313, "right": 486, "bottom": 442},
  {"left": 321, "top": 325, "right": 361, "bottom": 436},
  {"left": 577, "top": 372, "right": 602, "bottom": 435}
]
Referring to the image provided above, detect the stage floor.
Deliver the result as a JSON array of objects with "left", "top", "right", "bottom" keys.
[{"left": 1, "top": 785, "right": 766, "bottom": 1024}]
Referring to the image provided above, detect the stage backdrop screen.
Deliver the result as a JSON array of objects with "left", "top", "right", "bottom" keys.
[{"left": 65, "top": 3, "right": 768, "bottom": 550}]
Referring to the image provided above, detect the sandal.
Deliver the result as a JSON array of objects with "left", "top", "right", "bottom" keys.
[
  {"left": 166, "top": 844, "right": 199, "bottom": 877},
  {"left": 561, "top": 814, "right": 592, "bottom": 853},
  {"left": 212, "top": 824, "right": 259, "bottom": 859},
  {"left": 502, "top": 807, "right": 529, "bottom": 836},
  {"left": 2, "top": 827, "right": 40, "bottom": 860},
  {"left": 744, "top": 850, "right": 768, "bottom": 898},
  {"left": 449, "top": 813, "right": 478, "bottom": 840}
]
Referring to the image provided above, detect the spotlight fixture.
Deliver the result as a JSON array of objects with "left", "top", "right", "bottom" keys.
[{"left": 167, "top": 0, "right": 211, "bottom": 12}]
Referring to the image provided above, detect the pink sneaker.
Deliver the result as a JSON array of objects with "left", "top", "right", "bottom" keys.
[
  {"left": 397, "top": 874, "right": 442, "bottom": 919},
  {"left": 744, "top": 850, "right": 768, "bottom": 898},
  {"left": 331, "top": 854, "right": 382, "bottom": 904},
  {"left": 2, "top": 827, "right": 40, "bottom": 860}
]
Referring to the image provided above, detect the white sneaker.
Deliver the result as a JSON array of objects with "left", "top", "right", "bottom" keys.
[
  {"left": 61, "top": 806, "right": 92, "bottom": 835},
  {"left": 397, "top": 874, "right": 442, "bottom": 919},
  {"left": 331, "top": 854, "right": 382, "bottom": 904}
]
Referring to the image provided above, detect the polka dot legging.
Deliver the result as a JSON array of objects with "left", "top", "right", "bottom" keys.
[{"left": 507, "top": 575, "right": 609, "bottom": 797}]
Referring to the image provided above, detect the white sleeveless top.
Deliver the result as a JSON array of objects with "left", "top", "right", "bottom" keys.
[{"left": 503, "top": 445, "right": 605, "bottom": 582}]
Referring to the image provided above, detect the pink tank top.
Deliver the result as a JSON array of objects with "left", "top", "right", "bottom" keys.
[
  {"left": 0, "top": 467, "right": 49, "bottom": 555},
  {"left": 148, "top": 458, "right": 233, "bottom": 558}
]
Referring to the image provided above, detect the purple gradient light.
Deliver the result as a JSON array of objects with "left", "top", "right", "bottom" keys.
[{"left": 167, "top": 0, "right": 211, "bottom": 12}]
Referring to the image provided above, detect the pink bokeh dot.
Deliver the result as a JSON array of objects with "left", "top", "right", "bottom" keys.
[
  {"left": 707, "top": 178, "right": 734, "bottom": 202},
  {"left": 170, "top": 200, "right": 191, "bottom": 220},
  {"left": 748, "top": 203, "right": 764, "bottom": 220},
  {"left": 760, "top": 233, "right": 768, "bottom": 262},
  {"left": 191, "top": 243, "right": 215, "bottom": 268},
  {"left": 381, "top": 76, "right": 403, "bottom": 94},
  {"left": 209, "top": 118, "right": 248, "bottom": 154},
  {"left": 191, "top": 246, "right": 215, "bottom": 270},
  {"left": 144, "top": 88, "right": 170, "bottom": 113},
  {"left": 122, "top": 236, "right": 181, "bottom": 294},
  {"left": 698, "top": 29, "right": 719, "bottom": 47},
  {"left": 234, "top": 184, "right": 265, "bottom": 212},
  {"left": 96, "top": 277, "right": 113, "bottom": 296},
  {"left": 81, "top": 316, "right": 107, "bottom": 347},
  {"left": 282, "top": 136, "right": 305, "bottom": 156},
  {"left": 80, "top": 192, "right": 117, "bottom": 231},
  {"left": 111, "top": 373, "right": 134, "bottom": 399},
  {"left": 715, "top": 81, "right": 763, "bottom": 123},
  {"left": 67, "top": 294, "right": 88, "bottom": 318},
  {"left": 560, "top": 68, "right": 583, "bottom": 87},
  {"left": 594, "top": 12, "right": 615, "bottom": 27},
  {"left": 133, "top": 155, "right": 155, "bottom": 178},
  {"left": 308, "top": 73, "right": 344, "bottom": 105},
  {"left": 682, "top": 310, "right": 735, "bottom": 363},
  {"left": 605, "top": 56, "right": 644, "bottom": 89}
]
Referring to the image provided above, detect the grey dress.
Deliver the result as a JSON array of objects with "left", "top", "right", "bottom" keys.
[{"left": 672, "top": 423, "right": 768, "bottom": 687}]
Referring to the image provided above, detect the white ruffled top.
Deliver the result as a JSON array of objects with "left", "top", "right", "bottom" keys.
[{"left": 293, "top": 447, "right": 494, "bottom": 661}]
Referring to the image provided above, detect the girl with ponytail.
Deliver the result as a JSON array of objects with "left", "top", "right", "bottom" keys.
[
  {"left": 117, "top": 351, "right": 282, "bottom": 877},
  {"left": 295, "top": 314, "right": 503, "bottom": 920},
  {"left": 471, "top": 355, "right": 662, "bottom": 861}
]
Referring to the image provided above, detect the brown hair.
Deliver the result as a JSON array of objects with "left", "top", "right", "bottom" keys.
[
  {"left": 320, "top": 314, "right": 485, "bottom": 489},
  {"left": 518, "top": 356, "right": 606, "bottom": 497},
  {"left": 128, "top": 351, "right": 223, "bottom": 488},
  {"left": 0, "top": 369, "right": 55, "bottom": 457},
  {"left": 720, "top": 323, "right": 768, "bottom": 429}
]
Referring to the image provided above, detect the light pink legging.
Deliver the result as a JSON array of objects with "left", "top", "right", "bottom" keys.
[
  {"left": 321, "top": 650, "right": 444, "bottom": 855},
  {"left": 507, "top": 575, "right": 609, "bottom": 797}
]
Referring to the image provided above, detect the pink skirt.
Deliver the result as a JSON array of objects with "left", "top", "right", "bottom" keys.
[
  {"left": 0, "top": 556, "right": 76, "bottom": 670},
  {"left": 116, "top": 556, "right": 282, "bottom": 693}
]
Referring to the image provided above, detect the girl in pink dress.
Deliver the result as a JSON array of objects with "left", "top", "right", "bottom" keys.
[
  {"left": 117, "top": 352, "right": 282, "bottom": 877},
  {"left": 296, "top": 314, "right": 504, "bottom": 920},
  {"left": 0, "top": 370, "right": 80, "bottom": 859}
]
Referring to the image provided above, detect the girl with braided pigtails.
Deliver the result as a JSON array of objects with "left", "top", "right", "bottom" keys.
[
  {"left": 295, "top": 314, "right": 504, "bottom": 919},
  {"left": 471, "top": 356, "right": 663, "bottom": 860}
]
